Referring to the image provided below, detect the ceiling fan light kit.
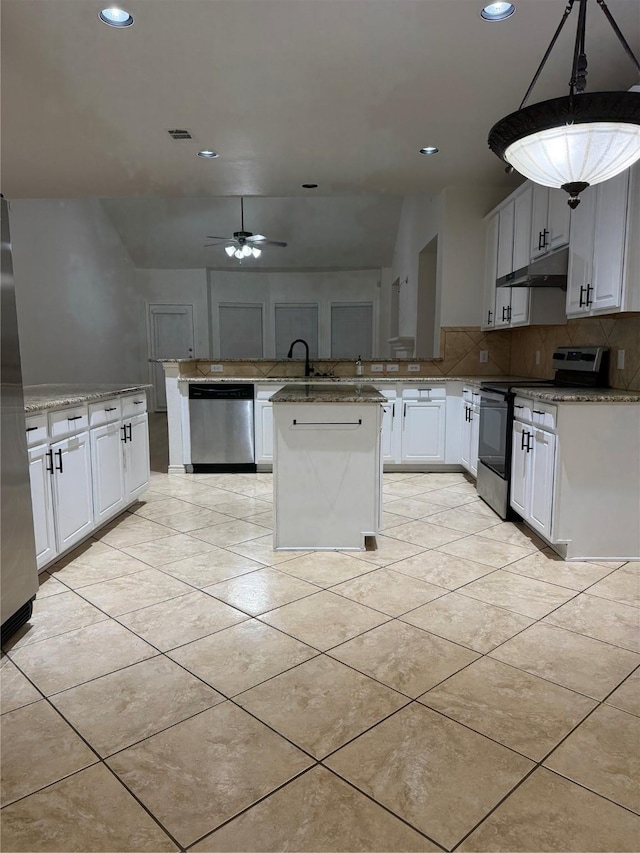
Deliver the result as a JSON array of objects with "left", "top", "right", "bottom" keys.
[
  {"left": 204, "top": 197, "right": 287, "bottom": 262},
  {"left": 488, "top": 0, "right": 640, "bottom": 207}
]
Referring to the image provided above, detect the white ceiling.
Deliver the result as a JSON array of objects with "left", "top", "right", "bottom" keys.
[{"left": 3, "top": 0, "right": 639, "bottom": 267}]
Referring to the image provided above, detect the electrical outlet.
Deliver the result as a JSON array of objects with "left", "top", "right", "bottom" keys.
[
  {"left": 209, "top": 364, "right": 224, "bottom": 373},
  {"left": 408, "top": 364, "right": 420, "bottom": 372},
  {"left": 371, "top": 364, "right": 384, "bottom": 373},
  {"left": 479, "top": 350, "right": 489, "bottom": 364},
  {"left": 535, "top": 350, "right": 541, "bottom": 365},
  {"left": 386, "top": 363, "right": 399, "bottom": 372},
  {"left": 617, "top": 349, "right": 625, "bottom": 370}
]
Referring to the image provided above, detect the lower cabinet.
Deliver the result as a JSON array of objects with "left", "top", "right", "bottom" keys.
[
  {"left": 460, "top": 398, "right": 480, "bottom": 477},
  {"left": 27, "top": 393, "right": 151, "bottom": 572},
  {"left": 401, "top": 398, "right": 446, "bottom": 463},
  {"left": 255, "top": 400, "right": 275, "bottom": 464},
  {"left": 381, "top": 398, "right": 400, "bottom": 462},
  {"left": 511, "top": 419, "right": 556, "bottom": 539}
]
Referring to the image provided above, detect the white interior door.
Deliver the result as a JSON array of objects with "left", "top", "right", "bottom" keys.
[{"left": 149, "top": 305, "right": 195, "bottom": 411}]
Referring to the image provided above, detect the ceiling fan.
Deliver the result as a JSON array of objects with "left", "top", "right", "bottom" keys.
[{"left": 204, "top": 197, "right": 287, "bottom": 259}]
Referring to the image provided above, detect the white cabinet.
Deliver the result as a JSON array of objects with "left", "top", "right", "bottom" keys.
[
  {"left": 401, "top": 390, "right": 446, "bottom": 463},
  {"left": 567, "top": 168, "right": 639, "bottom": 317},
  {"left": 381, "top": 398, "right": 400, "bottom": 462},
  {"left": 496, "top": 200, "right": 515, "bottom": 281},
  {"left": 27, "top": 391, "right": 151, "bottom": 572},
  {"left": 510, "top": 417, "right": 556, "bottom": 540},
  {"left": 531, "top": 185, "right": 571, "bottom": 259},
  {"left": 123, "top": 413, "right": 150, "bottom": 500},
  {"left": 460, "top": 389, "right": 480, "bottom": 478},
  {"left": 90, "top": 421, "right": 127, "bottom": 524},
  {"left": 482, "top": 214, "right": 499, "bottom": 330},
  {"left": 50, "top": 432, "right": 94, "bottom": 553},
  {"left": 254, "top": 385, "right": 285, "bottom": 465},
  {"left": 28, "top": 444, "right": 57, "bottom": 571}
]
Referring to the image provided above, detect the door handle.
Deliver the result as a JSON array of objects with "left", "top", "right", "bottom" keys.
[
  {"left": 520, "top": 429, "right": 529, "bottom": 451},
  {"left": 502, "top": 306, "right": 507, "bottom": 322},
  {"left": 586, "top": 283, "right": 593, "bottom": 306},
  {"left": 54, "top": 449, "right": 63, "bottom": 473},
  {"left": 121, "top": 425, "right": 128, "bottom": 443},
  {"left": 487, "top": 309, "right": 493, "bottom": 325},
  {"left": 403, "top": 403, "right": 407, "bottom": 419},
  {"left": 45, "top": 449, "right": 53, "bottom": 473},
  {"left": 538, "top": 230, "right": 544, "bottom": 251},
  {"left": 392, "top": 403, "right": 395, "bottom": 418},
  {"left": 579, "top": 285, "right": 585, "bottom": 307},
  {"left": 527, "top": 432, "right": 534, "bottom": 452},
  {"left": 507, "top": 305, "right": 511, "bottom": 322},
  {"left": 542, "top": 228, "right": 549, "bottom": 249},
  {"left": 126, "top": 423, "right": 132, "bottom": 442}
]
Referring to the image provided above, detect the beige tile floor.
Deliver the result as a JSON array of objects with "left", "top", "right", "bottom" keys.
[{"left": 1, "top": 468, "right": 639, "bottom": 852}]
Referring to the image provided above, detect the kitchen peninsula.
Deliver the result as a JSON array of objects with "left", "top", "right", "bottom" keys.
[{"left": 270, "top": 383, "right": 384, "bottom": 550}]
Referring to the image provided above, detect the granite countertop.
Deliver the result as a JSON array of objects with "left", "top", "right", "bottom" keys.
[
  {"left": 24, "top": 384, "right": 152, "bottom": 413},
  {"left": 512, "top": 386, "right": 640, "bottom": 403},
  {"left": 270, "top": 383, "right": 386, "bottom": 403},
  {"left": 178, "top": 375, "right": 504, "bottom": 385}
]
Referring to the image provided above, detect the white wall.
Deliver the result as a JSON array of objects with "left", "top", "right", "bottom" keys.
[
  {"left": 208, "top": 269, "right": 386, "bottom": 358},
  {"left": 136, "top": 268, "right": 209, "bottom": 357},
  {"left": 10, "top": 199, "right": 145, "bottom": 385}
]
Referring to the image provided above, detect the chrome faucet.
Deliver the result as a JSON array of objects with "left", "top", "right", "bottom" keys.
[{"left": 287, "top": 339, "right": 312, "bottom": 376}]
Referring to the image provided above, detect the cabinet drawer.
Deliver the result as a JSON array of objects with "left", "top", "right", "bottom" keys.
[
  {"left": 513, "top": 397, "right": 533, "bottom": 422},
  {"left": 89, "top": 398, "right": 122, "bottom": 427},
  {"left": 532, "top": 402, "right": 556, "bottom": 430},
  {"left": 402, "top": 386, "right": 446, "bottom": 400},
  {"left": 49, "top": 405, "right": 89, "bottom": 439},
  {"left": 122, "top": 392, "right": 147, "bottom": 418},
  {"left": 25, "top": 413, "right": 48, "bottom": 446}
]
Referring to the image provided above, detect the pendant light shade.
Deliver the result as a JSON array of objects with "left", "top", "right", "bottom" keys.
[{"left": 488, "top": 0, "right": 640, "bottom": 207}]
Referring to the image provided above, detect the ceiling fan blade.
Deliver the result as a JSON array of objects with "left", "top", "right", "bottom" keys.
[
  {"left": 246, "top": 234, "right": 266, "bottom": 242},
  {"left": 206, "top": 235, "right": 233, "bottom": 240},
  {"left": 259, "top": 240, "right": 288, "bottom": 248}
]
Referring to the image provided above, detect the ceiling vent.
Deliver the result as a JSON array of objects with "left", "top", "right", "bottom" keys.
[{"left": 167, "top": 129, "right": 193, "bottom": 140}]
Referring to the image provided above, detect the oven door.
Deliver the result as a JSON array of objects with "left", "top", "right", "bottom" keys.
[{"left": 478, "top": 389, "right": 511, "bottom": 479}]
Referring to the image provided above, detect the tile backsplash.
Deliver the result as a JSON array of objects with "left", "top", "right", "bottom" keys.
[{"left": 509, "top": 314, "right": 640, "bottom": 391}]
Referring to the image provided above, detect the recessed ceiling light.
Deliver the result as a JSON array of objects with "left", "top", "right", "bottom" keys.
[
  {"left": 302, "top": 183, "right": 318, "bottom": 188},
  {"left": 480, "top": 2, "right": 515, "bottom": 22},
  {"left": 197, "top": 150, "right": 219, "bottom": 159},
  {"left": 419, "top": 147, "right": 439, "bottom": 155},
  {"left": 99, "top": 7, "right": 134, "bottom": 27}
]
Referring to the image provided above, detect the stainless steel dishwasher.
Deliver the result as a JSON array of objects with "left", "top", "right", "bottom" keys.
[{"left": 187, "top": 384, "right": 256, "bottom": 473}]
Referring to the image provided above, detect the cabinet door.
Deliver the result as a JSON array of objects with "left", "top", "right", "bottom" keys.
[
  {"left": 567, "top": 186, "right": 597, "bottom": 316},
  {"left": 381, "top": 402, "right": 400, "bottom": 463},
  {"left": 90, "top": 423, "right": 126, "bottom": 524},
  {"left": 528, "top": 428, "right": 556, "bottom": 537},
  {"left": 51, "top": 433, "right": 94, "bottom": 553},
  {"left": 509, "top": 287, "right": 530, "bottom": 326},
  {"left": 497, "top": 202, "right": 515, "bottom": 280},
  {"left": 255, "top": 401, "right": 274, "bottom": 463},
  {"left": 124, "top": 414, "right": 150, "bottom": 501},
  {"left": 469, "top": 404, "right": 480, "bottom": 478},
  {"left": 401, "top": 400, "right": 445, "bottom": 462},
  {"left": 28, "top": 445, "right": 57, "bottom": 570},
  {"left": 460, "top": 405, "right": 472, "bottom": 471},
  {"left": 494, "top": 287, "right": 512, "bottom": 328},
  {"left": 513, "top": 186, "right": 533, "bottom": 270},
  {"left": 591, "top": 170, "right": 629, "bottom": 313},
  {"left": 547, "top": 188, "right": 571, "bottom": 251},
  {"left": 510, "top": 421, "right": 530, "bottom": 517},
  {"left": 530, "top": 184, "right": 549, "bottom": 260},
  {"left": 482, "top": 214, "right": 499, "bottom": 329}
]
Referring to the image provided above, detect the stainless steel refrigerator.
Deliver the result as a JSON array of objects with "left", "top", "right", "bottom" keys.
[{"left": 1, "top": 195, "right": 38, "bottom": 642}]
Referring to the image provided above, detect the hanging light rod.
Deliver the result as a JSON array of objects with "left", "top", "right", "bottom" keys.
[{"left": 488, "top": 0, "right": 640, "bottom": 208}]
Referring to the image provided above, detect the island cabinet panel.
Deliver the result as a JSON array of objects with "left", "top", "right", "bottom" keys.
[
  {"left": 273, "top": 401, "right": 382, "bottom": 550},
  {"left": 91, "top": 422, "right": 127, "bottom": 524}
]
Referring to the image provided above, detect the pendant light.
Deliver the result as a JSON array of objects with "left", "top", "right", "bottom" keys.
[{"left": 488, "top": 0, "right": 640, "bottom": 207}]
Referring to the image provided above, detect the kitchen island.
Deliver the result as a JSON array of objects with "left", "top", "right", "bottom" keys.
[{"left": 271, "top": 383, "right": 384, "bottom": 550}]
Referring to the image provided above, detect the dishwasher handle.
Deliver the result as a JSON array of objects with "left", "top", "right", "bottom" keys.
[{"left": 189, "top": 383, "right": 254, "bottom": 400}]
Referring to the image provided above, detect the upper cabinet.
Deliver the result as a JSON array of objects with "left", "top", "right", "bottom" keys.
[
  {"left": 530, "top": 185, "right": 571, "bottom": 259},
  {"left": 567, "top": 165, "right": 640, "bottom": 317},
  {"left": 483, "top": 182, "right": 565, "bottom": 331}
]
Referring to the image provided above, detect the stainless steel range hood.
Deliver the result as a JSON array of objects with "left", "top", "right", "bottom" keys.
[{"left": 497, "top": 247, "right": 568, "bottom": 288}]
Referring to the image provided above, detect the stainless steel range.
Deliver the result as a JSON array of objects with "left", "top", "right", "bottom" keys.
[{"left": 476, "top": 346, "right": 609, "bottom": 519}]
